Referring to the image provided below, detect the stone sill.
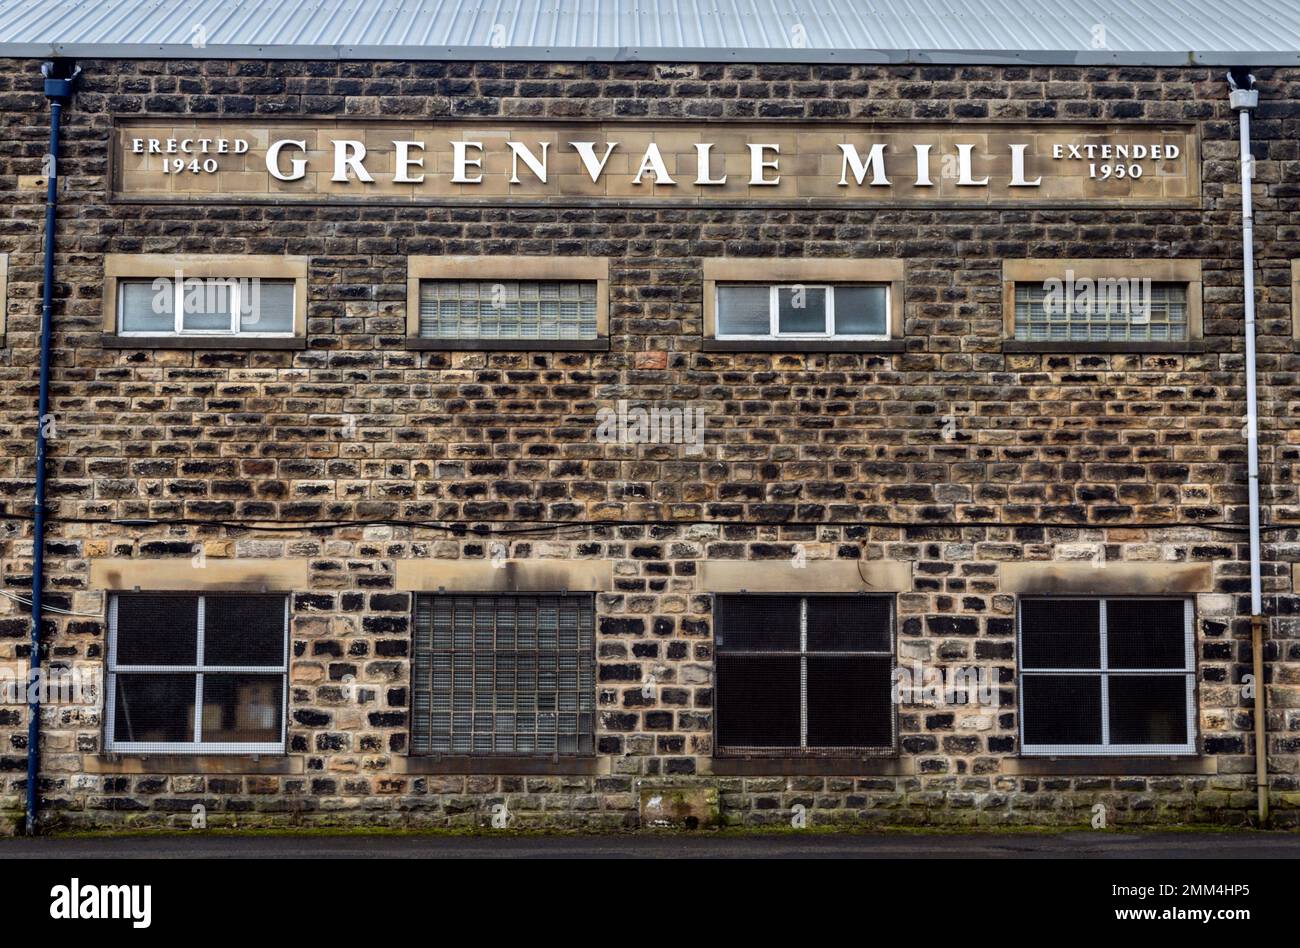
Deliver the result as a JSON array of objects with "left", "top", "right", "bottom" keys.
[
  {"left": 97, "top": 334, "right": 307, "bottom": 350},
  {"left": 405, "top": 338, "right": 609, "bottom": 352},
  {"left": 1002, "top": 340, "right": 1207, "bottom": 354},
  {"left": 395, "top": 756, "right": 603, "bottom": 775},
  {"left": 84, "top": 754, "right": 303, "bottom": 775},
  {"left": 702, "top": 339, "right": 906, "bottom": 353},
  {"left": 708, "top": 756, "right": 913, "bottom": 776},
  {"left": 1006, "top": 756, "right": 1216, "bottom": 776}
]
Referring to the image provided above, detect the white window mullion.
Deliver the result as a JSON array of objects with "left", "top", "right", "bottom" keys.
[
  {"left": 825, "top": 286, "right": 835, "bottom": 336},
  {"left": 769, "top": 284, "right": 779, "bottom": 337},
  {"left": 229, "top": 281, "right": 241, "bottom": 334},
  {"left": 174, "top": 280, "right": 184, "bottom": 334},
  {"left": 799, "top": 596, "right": 808, "bottom": 748},
  {"left": 1098, "top": 598, "right": 1110, "bottom": 747},
  {"left": 194, "top": 596, "right": 206, "bottom": 743}
]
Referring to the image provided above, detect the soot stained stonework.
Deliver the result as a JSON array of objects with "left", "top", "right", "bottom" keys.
[{"left": 0, "top": 57, "right": 1297, "bottom": 831}]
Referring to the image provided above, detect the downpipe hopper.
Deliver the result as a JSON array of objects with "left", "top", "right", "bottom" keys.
[
  {"left": 41, "top": 61, "right": 81, "bottom": 102},
  {"left": 1227, "top": 69, "right": 1258, "bottom": 112}
]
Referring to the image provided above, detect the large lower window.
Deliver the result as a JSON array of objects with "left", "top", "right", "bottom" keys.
[
  {"left": 107, "top": 594, "right": 288, "bottom": 753},
  {"left": 715, "top": 283, "right": 889, "bottom": 340},
  {"left": 411, "top": 595, "right": 596, "bottom": 755},
  {"left": 1018, "top": 598, "right": 1196, "bottom": 755},
  {"left": 1013, "top": 281, "right": 1188, "bottom": 342},
  {"left": 418, "top": 280, "right": 598, "bottom": 341},
  {"left": 714, "top": 594, "right": 894, "bottom": 756}
]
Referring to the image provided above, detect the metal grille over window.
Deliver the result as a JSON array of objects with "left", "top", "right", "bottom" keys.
[
  {"left": 1014, "top": 281, "right": 1188, "bottom": 342},
  {"left": 411, "top": 595, "right": 596, "bottom": 755},
  {"left": 107, "top": 594, "right": 288, "bottom": 753},
  {"left": 418, "top": 280, "right": 598, "bottom": 340},
  {"left": 714, "top": 595, "right": 894, "bottom": 756},
  {"left": 1018, "top": 598, "right": 1195, "bottom": 755}
]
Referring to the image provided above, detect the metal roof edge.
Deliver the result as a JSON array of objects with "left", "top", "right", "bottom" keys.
[{"left": 0, "top": 43, "right": 1294, "bottom": 67}]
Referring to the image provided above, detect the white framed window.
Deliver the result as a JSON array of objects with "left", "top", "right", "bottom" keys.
[
  {"left": 715, "top": 283, "right": 890, "bottom": 340},
  {"left": 1018, "top": 597, "right": 1196, "bottom": 756},
  {"left": 116, "top": 278, "right": 296, "bottom": 337},
  {"left": 714, "top": 594, "right": 895, "bottom": 756},
  {"left": 106, "top": 593, "right": 289, "bottom": 754}
]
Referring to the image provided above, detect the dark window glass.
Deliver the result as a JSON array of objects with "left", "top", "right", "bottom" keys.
[
  {"left": 715, "top": 594, "right": 893, "bottom": 754},
  {"left": 806, "top": 656, "right": 893, "bottom": 746},
  {"left": 114, "top": 595, "right": 198, "bottom": 666},
  {"left": 716, "top": 654, "right": 802, "bottom": 748},
  {"left": 1109, "top": 675, "right": 1188, "bottom": 745},
  {"left": 1106, "top": 600, "right": 1187, "bottom": 669},
  {"left": 1022, "top": 674, "right": 1102, "bottom": 746},
  {"left": 204, "top": 595, "right": 286, "bottom": 666},
  {"left": 201, "top": 674, "right": 283, "bottom": 744},
  {"left": 113, "top": 673, "right": 195, "bottom": 743},
  {"left": 714, "top": 596, "right": 800, "bottom": 651},
  {"left": 776, "top": 286, "right": 827, "bottom": 333},
  {"left": 1020, "top": 599, "right": 1100, "bottom": 669}
]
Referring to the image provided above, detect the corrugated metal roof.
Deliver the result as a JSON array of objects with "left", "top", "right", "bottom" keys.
[{"left": 0, "top": 0, "right": 1297, "bottom": 65}]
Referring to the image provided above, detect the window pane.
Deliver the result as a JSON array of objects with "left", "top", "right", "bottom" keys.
[
  {"left": 114, "top": 595, "right": 198, "bottom": 666},
  {"left": 716, "top": 654, "right": 801, "bottom": 747},
  {"left": 180, "top": 278, "right": 235, "bottom": 332},
  {"left": 1014, "top": 280, "right": 1188, "bottom": 343},
  {"left": 410, "top": 595, "right": 594, "bottom": 755},
  {"left": 1021, "top": 674, "right": 1102, "bottom": 745},
  {"left": 776, "top": 285, "right": 827, "bottom": 333},
  {"left": 1109, "top": 675, "right": 1188, "bottom": 745},
  {"left": 806, "top": 596, "right": 891, "bottom": 652},
  {"left": 1106, "top": 600, "right": 1187, "bottom": 669},
  {"left": 240, "top": 280, "right": 295, "bottom": 333},
  {"left": 113, "top": 673, "right": 195, "bottom": 744},
  {"left": 204, "top": 595, "right": 286, "bottom": 667},
  {"left": 806, "top": 655, "right": 893, "bottom": 747},
  {"left": 1020, "top": 599, "right": 1100, "bottom": 669},
  {"left": 834, "top": 285, "right": 888, "bottom": 336},
  {"left": 419, "top": 280, "right": 597, "bottom": 340},
  {"left": 716, "top": 285, "right": 770, "bottom": 336},
  {"left": 200, "top": 674, "right": 283, "bottom": 744},
  {"left": 119, "top": 279, "right": 174, "bottom": 333},
  {"left": 714, "top": 595, "right": 800, "bottom": 651}
]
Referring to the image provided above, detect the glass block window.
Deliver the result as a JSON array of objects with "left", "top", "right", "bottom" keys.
[
  {"left": 716, "top": 283, "right": 889, "bottom": 339},
  {"left": 419, "top": 280, "right": 599, "bottom": 340},
  {"left": 117, "top": 278, "right": 296, "bottom": 336},
  {"left": 106, "top": 594, "right": 288, "bottom": 753},
  {"left": 714, "top": 595, "right": 894, "bottom": 755},
  {"left": 1013, "top": 281, "right": 1188, "bottom": 342},
  {"left": 411, "top": 595, "right": 596, "bottom": 755},
  {"left": 1018, "top": 598, "right": 1195, "bottom": 755}
]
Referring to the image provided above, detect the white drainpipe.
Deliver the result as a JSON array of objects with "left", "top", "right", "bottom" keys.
[{"left": 1228, "top": 70, "right": 1267, "bottom": 825}]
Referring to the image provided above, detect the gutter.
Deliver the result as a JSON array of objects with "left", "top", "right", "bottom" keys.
[
  {"left": 26, "top": 59, "right": 78, "bottom": 837},
  {"left": 1228, "top": 68, "right": 1268, "bottom": 827}
]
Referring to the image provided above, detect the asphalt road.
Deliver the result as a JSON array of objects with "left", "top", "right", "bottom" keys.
[{"left": 2, "top": 830, "right": 1297, "bottom": 858}]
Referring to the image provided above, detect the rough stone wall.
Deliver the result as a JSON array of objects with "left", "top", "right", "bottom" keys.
[{"left": 0, "top": 57, "right": 1297, "bottom": 830}]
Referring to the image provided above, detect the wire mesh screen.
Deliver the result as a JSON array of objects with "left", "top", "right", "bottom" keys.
[
  {"left": 1019, "top": 597, "right": 1194, "bottom": 754},
  {"left": 411, "top": 595, "right": 596, "bottom": 755},
  {"left": 418, "top": 280, "right": 598, "bottom": 340},
  {"left": 715, "top": 594, "right": 894, "bottom": 755},
  {"left": 1014, "top": 281, "right": 1188, "bottom": 342},
  {"left": 108, "top": 593, "right": 287, "bottom": 752}
]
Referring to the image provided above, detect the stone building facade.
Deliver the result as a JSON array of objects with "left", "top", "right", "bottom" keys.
[{"left": 0, "top": 52, "right": 1298, "bottom": 832}]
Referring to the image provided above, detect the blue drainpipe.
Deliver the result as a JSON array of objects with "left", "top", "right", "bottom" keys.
[{"left": 26, "top": 60, "right": 79, "bottom": 836}]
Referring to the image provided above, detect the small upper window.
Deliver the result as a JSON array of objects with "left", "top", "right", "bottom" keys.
[
  {"left": 1018, "top": 597, "right": 1195, "bottom": 756},
  {"left": 1013, "top": 281, "right": 1189, "bottom": 342},
  {"left": 418, "top": 280, "right": 598, "bottom": 341},
  {"left": 117, "top": 277, "right": 296, "bottom": 337},
  {"left": 715, "top": 283, "right": 890, "bottom": 340}
]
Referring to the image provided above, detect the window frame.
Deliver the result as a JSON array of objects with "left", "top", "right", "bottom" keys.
[
  {"left": 713, "top": 592, "right": 898, "bottom": 758},
  {"left": 714, "top": 282, "right": 891, "bottom": 341},
  {"left": 105, "top": 592, "right": 290, "bottom": 755},
  {"left": 409, "top": 591, "right": 598, "bottom": 758},
  {"left": 1016, "top": 596, "right": 1197, "bottom": 757},
  {"left": 1001, "top": 258, "right": 1203, "bottom": 352},
  {"left": 116, "top": 277, "right": 297, "bottom": 338},
  {"left": 101, "top": 254, "right": 308, "bottom": 346},
  {"left": 406, "top": 256, "right": 610, "bottom": 351}
]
